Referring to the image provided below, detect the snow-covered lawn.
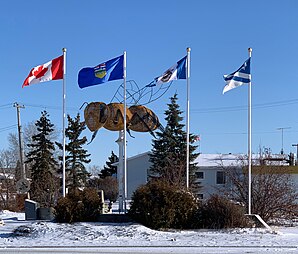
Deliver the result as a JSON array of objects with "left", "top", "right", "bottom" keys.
[{"left": 0, "top": 210, "right": 298, "bottom": 250}]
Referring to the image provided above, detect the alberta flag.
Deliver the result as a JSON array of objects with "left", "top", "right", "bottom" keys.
[
  {"left": 147, "top": 56, "right": 187, "bottom": 87},
  {"left": 223, "top": 58, "right": 251, "bottom": 94},
  {"left": 78, "top": 55, "right": 124, "bottom": 88}
]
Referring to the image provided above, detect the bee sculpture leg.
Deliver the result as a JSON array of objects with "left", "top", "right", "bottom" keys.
[
  {"left": 113, "top": 108, "right": 135, "bottom": 138},
  {"left": 121, "top": 110, "right": 135, "bottom": 138},
  {"left": 88, "top": 130, "right": 98, "bottom": 144},
  {"left": 131, "top": 112, "right": 157, "bottom": 138},
  {"left": 158, "top": 123, "right": 165, "bottom": 132},
  {"left": 127, "top": 128, "right": 135, "bottom": 138}
]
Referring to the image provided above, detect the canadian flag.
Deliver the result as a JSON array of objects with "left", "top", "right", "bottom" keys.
[{"left": 22, "top": 55, "right": 64, "bottom": 88}]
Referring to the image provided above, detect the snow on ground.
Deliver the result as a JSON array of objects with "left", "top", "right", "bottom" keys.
[{"left": 0, "top": 210, "right": 298, "bottom": 250}]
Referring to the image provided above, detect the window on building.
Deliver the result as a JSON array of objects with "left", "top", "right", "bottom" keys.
[
  {"left": 216, "top": 171, "right": 226, "bottom": 185},
  {"left": 195, "top": 171, "right": 204, "bottom": 179},
  {"left": 196, "top": 193, "right": 204, "bottom": 199}
]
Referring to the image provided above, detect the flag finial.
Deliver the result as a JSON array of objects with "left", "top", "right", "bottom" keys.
[
  {"left": 187, "top": 47, "right": 191, "bottom": 52},
  {"left": 62, "top": 48, "right": 67, "bottom": 53},
  {"left": 248, "top": 48, "right": 252, "bottom": 58}
]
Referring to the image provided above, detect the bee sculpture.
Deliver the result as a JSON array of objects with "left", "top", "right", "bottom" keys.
[
  {"left": 83, "top": 102, "right": 109, "bottom": 132},
  {"left": 104, "top": 102, "right": 133, "bottom": 131},
  {"left": 83, "top": 102, "right": 163, "bottom": 142},
  {"left": 128, "top": 105, "right": 160, "bottom": 135}
]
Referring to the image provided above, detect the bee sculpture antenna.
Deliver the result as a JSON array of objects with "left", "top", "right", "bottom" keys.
[{"left": 79, "top": 102, "right": 89, "bottom": 110}]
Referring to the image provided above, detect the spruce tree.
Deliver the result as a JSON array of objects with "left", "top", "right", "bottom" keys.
[
  {"left": 99, "top": 151, "right": 118, "bottom": 179},
  {"left": 57, "top": 114, "right": 91, "bottom": 189},
  {"left": 26, "top": 111, "right": 58, "bottom": 207},
  {"left": 149, "top": 93, "right": 199, "bottom": 187}
]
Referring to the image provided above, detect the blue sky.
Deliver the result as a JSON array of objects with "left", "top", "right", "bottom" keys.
[{"left": 1, "top": 0, "right": 298, "bottom": 168}]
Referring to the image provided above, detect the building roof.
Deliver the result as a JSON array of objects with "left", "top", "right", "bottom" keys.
[
  {"left": 112, "top": 151, "right": 151, "bottom": 166},
  {"left": 127, "top": 151, "right": 150, "bottom": 161},
  {"left": 195, "top": 153, "right": 243, "bottom": 167},
  {"left": 119, "top": 152, "right": 292, "bottom": 168},
  {"left": 195, "top": 153, "right": 292, "bottom": 167}
]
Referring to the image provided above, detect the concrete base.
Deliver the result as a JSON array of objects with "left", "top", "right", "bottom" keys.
[
  {"left": 37, "top": 207, "right": 55, "bottom": 221},
  {"left": 25, "top": 199, "right": 39, "bottom": 220},
  {"left": 246, "top": 214, "right": 271, "bottom": 230}
]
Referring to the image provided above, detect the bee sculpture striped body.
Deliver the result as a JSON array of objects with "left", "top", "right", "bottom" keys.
[{"left": 84, "top": 102, "right": 161, "bottom": 140}]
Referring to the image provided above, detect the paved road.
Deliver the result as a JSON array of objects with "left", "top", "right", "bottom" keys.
[{"left": 0, "top": 247, "right": 298, "bottom": 254}]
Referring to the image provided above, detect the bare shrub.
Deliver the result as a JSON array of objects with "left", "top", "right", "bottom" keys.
[
  {"left": 197, "top": 195, "right": 252, "bottom": 229},
  {"left": 224, "top": 159, "right": 298, "bottom": 222}
]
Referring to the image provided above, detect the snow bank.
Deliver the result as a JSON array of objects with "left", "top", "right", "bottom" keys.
[{"left": 0, "top": 211, "right": 297, "bottom": 248}]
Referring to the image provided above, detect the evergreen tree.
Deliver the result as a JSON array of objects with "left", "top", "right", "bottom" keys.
[
  {"left": 99, "top": 151, "right": 118, "bottom": 179},
  {"left": 149, "top": 93, "right": 199, "bottom": 187},
  {"left": 26, "top": 111, "right": 59, "bottom": 207},
  {"left": 57, "top": 114, "right": 91, "bottom": 189}
]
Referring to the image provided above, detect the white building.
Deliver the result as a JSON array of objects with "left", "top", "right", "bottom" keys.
[
  {"left": 122, "top": 152, "right": 298, "bottom": 200},
  {"left": 122, "top": 152, "right": 235, "bottom": 199},
  {"left": 125, "top": 152, "right": 151, "bottom": 199}
]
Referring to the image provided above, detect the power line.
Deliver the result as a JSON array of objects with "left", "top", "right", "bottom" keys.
[
  {"left": 0, "top": 103, "right": 79, "bottom": 111},
  {"left": 18, "top": 103, "right": 78, "bottom": 112},
  {"left": 0, "top": 103, "right": 14, "bottom": 109},
  {"left": 152, "top": 98, "right": 298, "bottom": 114},
  {"left": 200, "top": 129, "right": 298, "bottom": 136},
  {"left": 0, "top": 124, "right": 17, "bottom": 133},
  {"left": 191, "top": 98, "right": 298, "bottom": 114},
  {"left": 1, "top": 97, "right": 298, "bottom": 114}
]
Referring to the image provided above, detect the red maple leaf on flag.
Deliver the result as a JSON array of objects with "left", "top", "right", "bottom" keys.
[
  {"left": 32, "top": 65, "right": 48, "bottom": 79},
  {"left": 22, "top": 55, "right": 63, "bottom": 88}
]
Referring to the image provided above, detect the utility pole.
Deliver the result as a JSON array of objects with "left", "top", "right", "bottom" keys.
[
  {"left": 292, "top": 144, "right": 298, "bottom": 165},
  {"left": 277, "top": 127, "right": 291, "bottom": 154},
  {"left": 13, "top": 103, "right": 26, "bottom": 179}
]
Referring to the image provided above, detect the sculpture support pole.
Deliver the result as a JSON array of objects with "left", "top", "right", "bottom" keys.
[{"left": 116, "top": 130, "right": 124, "bottom": 213}]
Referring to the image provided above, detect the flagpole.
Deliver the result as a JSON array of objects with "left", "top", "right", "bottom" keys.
[
  {"left": 62, "top": 48, "right": 67, "bottom": 198},
  {"left": 248, "top": 47, "right": 252, "bottom": 215},
  {"left": 186, "top": 47, "right": 191, "bottom": 189},
  {"left": 123, "top": 51, "right": 127, "bottom": 212}
]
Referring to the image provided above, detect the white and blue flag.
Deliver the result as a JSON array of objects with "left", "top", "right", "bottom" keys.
[
  {"left": 147, "top": 56, "right": 186, "bottom": 87},
  {"left": 223, "top": 58, "right": 251, "bottom": 94}
]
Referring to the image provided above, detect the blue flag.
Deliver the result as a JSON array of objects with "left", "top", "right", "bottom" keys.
[
  {"left": 223, "top": 58, "right": 251, "bottom": 94},
  {"left": 147, "top": 56, "right": 187, "bottom": 87},
  {"left": 78, "top": 55, "right": 124, "bottom": 88}
]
